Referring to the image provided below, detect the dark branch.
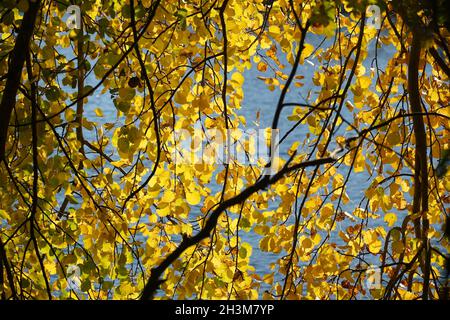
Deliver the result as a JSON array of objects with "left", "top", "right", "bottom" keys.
[
  {"left": 140, "top": 156, "right": 335, "bottom": 299},
  {"left": 0, "top": 1, "right": 41, "bottom": 161}
]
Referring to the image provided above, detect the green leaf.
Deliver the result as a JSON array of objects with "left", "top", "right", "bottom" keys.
[
  {"left": 239, "top": 246, "right": 247, "bottom": 259},
  {"left": 117, "top": 137, "right": 130, "bottom": 154},
  {"left": 45, "top": 86, "right": 60, "bottom": 101},
  {"left": 114, "top": 99, "right": 131, "bottom": 113}
]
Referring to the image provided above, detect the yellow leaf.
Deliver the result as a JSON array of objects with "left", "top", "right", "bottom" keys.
[
  {"left": 257, "top": 61, "right": 268, "bottom": 72},
  {"left": 94, "top": 108, "right": 103, "bottom": 117},
  {"left": 0, "top": 209, "right": 9, "bottom": 219},
  {"left": 384, "top": 213, "right": 397, "bottom": 227},
  {"left": 369, "top": 240, "right": 382, "bottom": 254},
  {"left": 186, "top": 190, "right": 201, "bottom": 205},
  {"left": 300, "top": 43, "right": 314, "bottom": 63},
  {"left": 288, "top": 141, "right": 300, "bottom": 156},
  {"left": 358, "top": 76, "right": 371, "bottom": 89},
  {"left": 231, "top": 72, "right": 244, "bottom": 85},
  {"left": 302, "top": 237, "right": 313, "bottom": 249},
  {"left": 268, "top": 25, "right": 281, "bottom": 36}
]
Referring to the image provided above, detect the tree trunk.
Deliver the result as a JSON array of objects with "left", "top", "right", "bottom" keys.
[{"left": 0, "top": 1, "right": 41, "bottom": 161}]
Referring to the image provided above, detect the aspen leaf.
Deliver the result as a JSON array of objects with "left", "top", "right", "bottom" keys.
[
  {"left": 0, "top": 209, "right": 9, "bottom": 219},
  {"left": 94, "top": 108, "right": 104, "bottom": 117},
  {"left": 384, "top": 213, "right": 397, "bottom": 227},
  {"left": 186, "top": 190, "right": 201, "bottom": 205},
  {"left": 257, "top": 61, "right": 268, "bottom": 72},
  {"left": 358, "top": 76, "right": 371, "bottom": 89},
  {"left": 300, "top": 43, "right": 314, "bottom": 63},
  {"left": 231, "top": 72, "right": 244, "bottom": 85},
  {"left": 302, "top": 238, "right": 313, "bottom": 249}
]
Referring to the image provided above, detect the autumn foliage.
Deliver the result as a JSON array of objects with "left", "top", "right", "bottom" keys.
[{"left": 0, "top": 0, "right": 449, "bottom": 300}]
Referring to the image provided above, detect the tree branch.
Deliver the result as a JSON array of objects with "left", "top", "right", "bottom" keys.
[
  {"left": 140, "top": 156, "right": 335, "bottom": 299},
  {"left": 0, "top": 1, "right": 41, "bottom": 161},
  {"left": 408, "top": 28, "right": 431, "bottom": 300}
]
